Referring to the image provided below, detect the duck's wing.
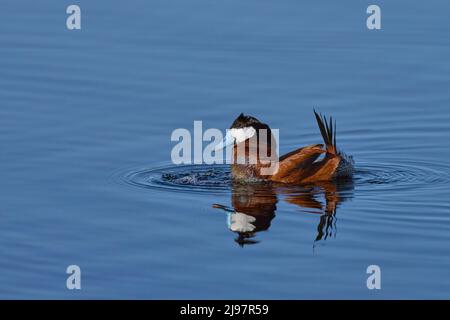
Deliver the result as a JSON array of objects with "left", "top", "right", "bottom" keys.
[{"left": 271, "top": 144, "right": 325, "bottom": 181}]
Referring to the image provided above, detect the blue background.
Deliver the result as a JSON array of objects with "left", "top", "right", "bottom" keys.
[{"left": 0, "top": 0, "right": 449, "bottom": 298}]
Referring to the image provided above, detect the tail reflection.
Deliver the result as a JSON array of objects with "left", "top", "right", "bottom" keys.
[{"left": 213, "top": 180, "right": 354, "bottom": 246}]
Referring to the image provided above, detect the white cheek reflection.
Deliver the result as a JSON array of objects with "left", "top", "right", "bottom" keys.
[
  {"left": 227, "top": 212, "right": 256, "bottom": 233},
  {"left": 230, "top": 127, "right": 256, "bottom": 144}
]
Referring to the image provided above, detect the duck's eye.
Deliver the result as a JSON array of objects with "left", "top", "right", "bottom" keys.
[{"left": 230, "top": 127, "right": 256, "bottom": 143}]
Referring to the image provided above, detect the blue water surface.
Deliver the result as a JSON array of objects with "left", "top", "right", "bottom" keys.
[{"left": 1, "top": 0, "right": 450, "bottom": 298}]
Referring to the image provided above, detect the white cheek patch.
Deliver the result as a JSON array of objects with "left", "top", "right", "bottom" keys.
[{"left": 230, "top": 127, "right": 256, "bottom": 144}]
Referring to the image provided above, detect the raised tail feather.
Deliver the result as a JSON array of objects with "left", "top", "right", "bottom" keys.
[{"left": 314, "top": 110, "right": 337, "bottom": 155}]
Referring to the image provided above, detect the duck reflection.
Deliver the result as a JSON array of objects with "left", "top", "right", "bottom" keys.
[{"left": 213, "top": 180, "right": 354, "bottom": 246}]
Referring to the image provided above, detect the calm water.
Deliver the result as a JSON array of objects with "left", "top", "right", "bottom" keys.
[{"left": 1, "top": 0, "right": 450, "bottom": 299}]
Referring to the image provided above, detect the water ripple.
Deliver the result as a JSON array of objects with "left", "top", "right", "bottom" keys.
[
  {"left": 117, "top": 164, "right": 232, "bottom": 194},
  {"left": 115, "top": 159, "right": 450, "bottom": 194}
]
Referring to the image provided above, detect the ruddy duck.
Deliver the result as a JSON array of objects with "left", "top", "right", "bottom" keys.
[{"left": 216, "top": 111, "right": 354, "bottom": 183}]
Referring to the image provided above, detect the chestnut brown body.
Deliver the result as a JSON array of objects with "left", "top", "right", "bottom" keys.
[{"left": 229, "top": 111, "right": 354, "bottom": 184}]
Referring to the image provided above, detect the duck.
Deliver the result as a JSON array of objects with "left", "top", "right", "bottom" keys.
[{"left": 215, "top": 110, "right": 354, "bottom": 183}]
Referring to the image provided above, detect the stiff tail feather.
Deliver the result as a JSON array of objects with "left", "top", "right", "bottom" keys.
[{"left": 314, "top": 110, "right": 337, "bottom": 155}]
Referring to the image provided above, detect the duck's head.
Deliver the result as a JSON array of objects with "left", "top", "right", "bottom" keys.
[
  {"left": 215, "top": 113, "right": 272, "bottom": 151},
  {"left": 216, "top": 114, "right": 278, "bottom": 178}
]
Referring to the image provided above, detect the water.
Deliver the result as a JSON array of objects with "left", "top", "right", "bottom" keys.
[{"left": 1, "top": 0, "right": 450, "bottom": 299}]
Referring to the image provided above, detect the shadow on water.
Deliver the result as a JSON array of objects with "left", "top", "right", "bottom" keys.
[
  {"left": 213, "top": 180, "right": 354, "bottom": 247},
  {"left": 116, "top": 161, "right": 450, "bottom": 247}
]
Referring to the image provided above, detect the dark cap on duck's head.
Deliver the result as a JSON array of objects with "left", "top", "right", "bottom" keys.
[{"left": 230, "top": 113, "right": 270, "bottom": 131}]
